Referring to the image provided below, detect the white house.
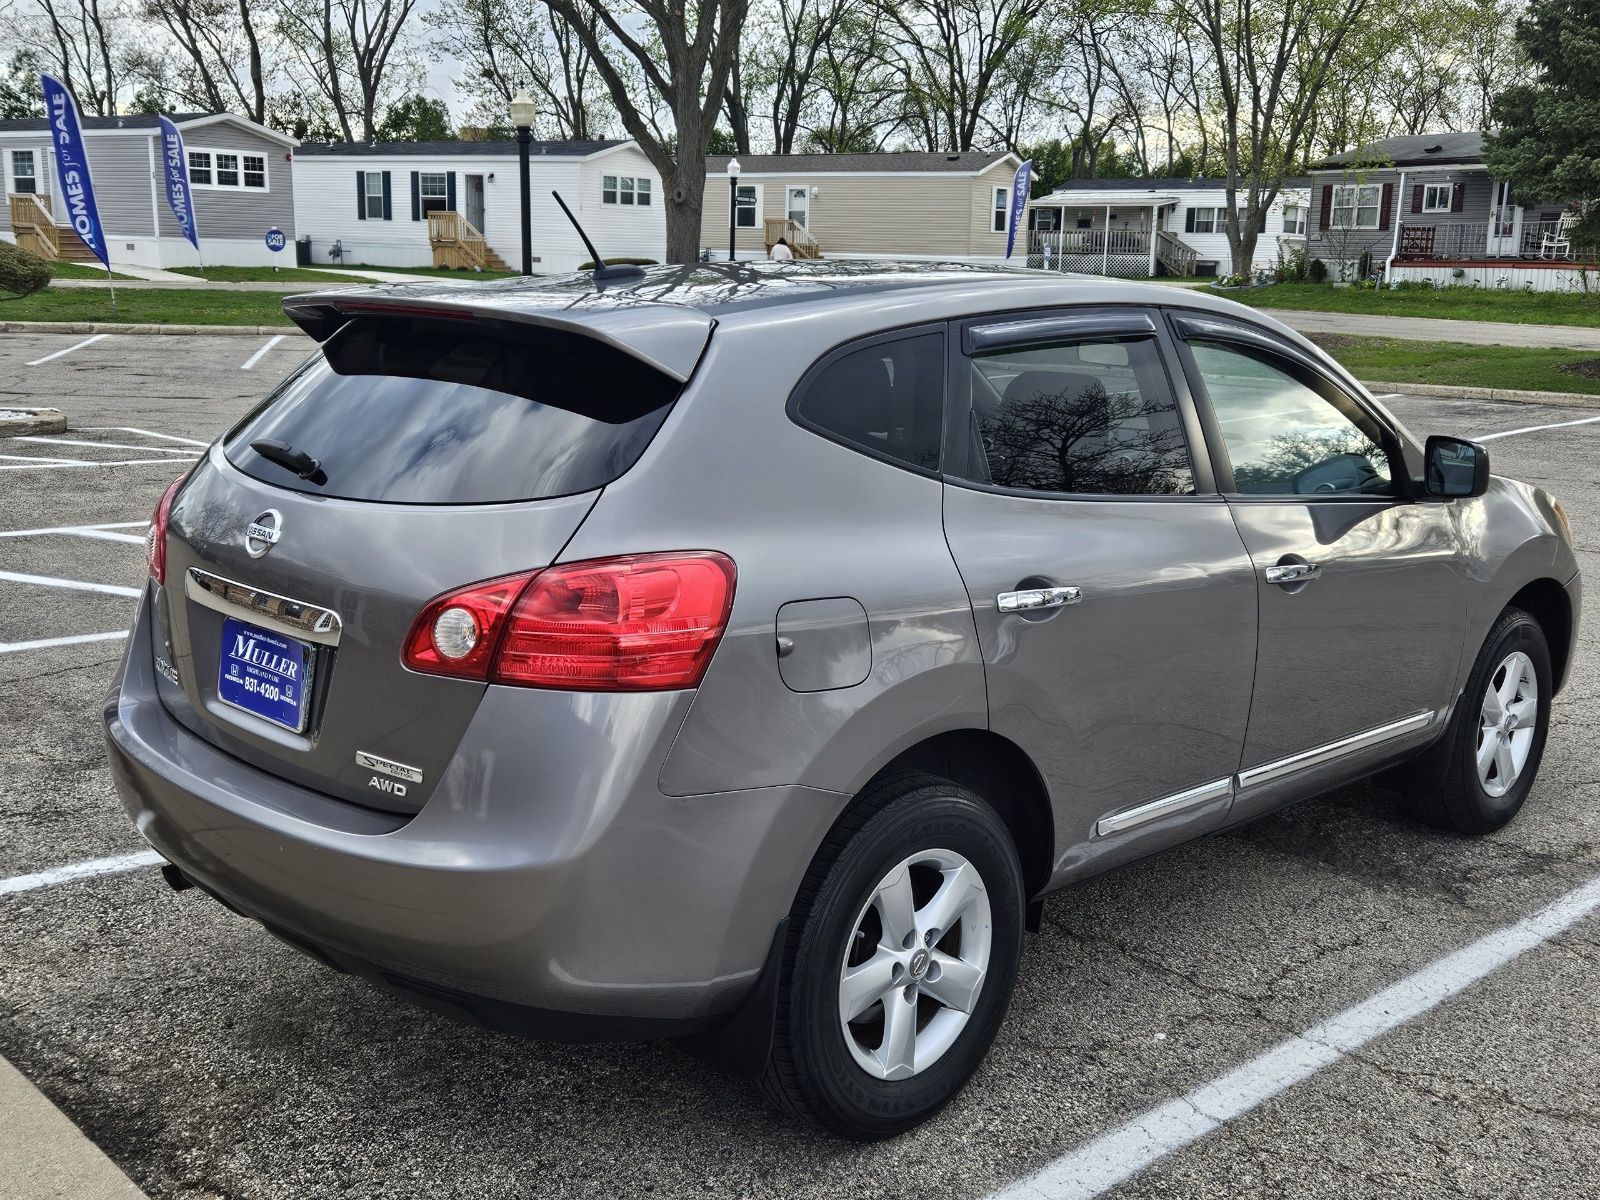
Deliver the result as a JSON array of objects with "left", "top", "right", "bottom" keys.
[
  {"left": 1025, "top": 177, "right": 1310, "bottom": 278},
  {"left": 3, "top": 112, "right": 298, "bottom": 268},
  {"left": 291, "top": 138, "right": 665, "bottom": 273}
]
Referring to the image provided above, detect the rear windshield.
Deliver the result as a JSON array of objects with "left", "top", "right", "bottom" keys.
[{"left": 224, "top": 315, "right": 682, "bottom": 504}]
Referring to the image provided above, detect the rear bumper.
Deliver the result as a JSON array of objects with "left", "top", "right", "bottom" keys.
[{"left": 105, "top": 593, "right": 843, "bottom": 1034}]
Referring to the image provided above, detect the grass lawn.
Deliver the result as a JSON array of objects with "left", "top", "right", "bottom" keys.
[
  {"left": 1310, "top": 333, "right": 1600, "bottom": 396},
  {"left": 168, "top": 265, "right": 364, "bottom": 283},
  {"left": 338, "top": 262, "right": 521, "bottom": 280},
  {"left": 1, "top": 287, "right": 292, "bottom": 326},
  {"left": 1209, "top": 282, "right": 1600, "bottom": 328},
  {"left": 50, "top": 261, "right": 138, "bottom": 281}
]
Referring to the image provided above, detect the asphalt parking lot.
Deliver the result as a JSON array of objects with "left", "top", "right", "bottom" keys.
[{"left": 1, "top": 328, "right": 1597, "bottom": 1200}]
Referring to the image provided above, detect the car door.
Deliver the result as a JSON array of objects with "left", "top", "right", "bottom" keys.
[
  {"left": 1166, "top": 312, "right": 1468, "bottom": 821},
  {"left": 940, "top": 308, "right": 1259, "bottom": 886}
]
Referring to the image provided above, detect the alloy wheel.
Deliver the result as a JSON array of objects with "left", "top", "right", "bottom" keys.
[{"left": 1477, "top": 650, "right": 1538, "bottom": 798}]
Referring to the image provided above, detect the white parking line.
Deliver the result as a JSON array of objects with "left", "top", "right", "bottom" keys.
[
  {"left": 12, "top": 436, "right": 196, "bottom": 456},
  {"left": 0, "top": 850, "right": 163, "bottom": 897},
  {"left": 24, "top": 333, "right": 108, "bottom": 366},
  {"left": 241, "top": 334, "right": 286, "bottom": 370},
  {"left": 0, "top": 458, "right": 198, "bottom": 471},
  {"left": 1478, "top": 414, "right": 1600, "bottom": 442},
  {"left": 0, "top": 453, "right": 93, "bottom": 465},
  {"left": 0, "top": 570, "right": 142, "bottom": 598},
  {"left": 0, "top": 630, "right": 129, "bottom": 654},
  {"left": 988, "top": 873, "right": 1600, "bottom": 1200},
  {"left": 81, "top": 426, "right": 209, "bottom": 448},
  {"left": 0, "top": 521, "right": 147, "bottom": 540}
]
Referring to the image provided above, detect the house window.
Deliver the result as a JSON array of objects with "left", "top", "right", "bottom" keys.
[
  {"left": 215, "top": 153, "right": 239, "bottom": 187},
  {"left": 1282, "top": 204, "right": 1307, "bottom": 235},
  {"left": 1190, "top": 207, "right": 1218, "bottom": 234},
  {"left": 735, "top": 184, "right": 758, "bottom": 228},
  {"left": 188, "top": 151, "right": 212, "bottom": 185},
  {"left": 10, "top": 150, "right": 37, "bottom": 194},
  {"left": 1422, "top": 183, "right": 1452, "bottom": 212},
  {"left": 602, "top": 175, "right": 651, "bottom": 205},
  {"left": 419, "top": 172, "right": 448, "bottom": 214},
  {"left": 1331, "top": 184, "right": 1381, "bottom": 229},
  {"left": 364, "top": 172, "right": 385, "bottom": 219},
  {"left": 993, "top": 187, "right": 1009, "bottom": 233},
  {"left": 242, "top": 154, "right": 267, "bottom": 189}
]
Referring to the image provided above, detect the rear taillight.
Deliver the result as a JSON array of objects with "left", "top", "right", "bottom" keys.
[
  {"left": 402, "top": 552, "right": 736, "bottom": 691},
  {"left": 146, "top": 474, "right": 187, "bottom": 585}
]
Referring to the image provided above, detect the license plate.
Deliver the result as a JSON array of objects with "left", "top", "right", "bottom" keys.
[{"left": 218, "top": 617, "right": 313, "bottom": 733}]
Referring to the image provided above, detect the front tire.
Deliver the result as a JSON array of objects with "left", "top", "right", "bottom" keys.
[
  {"left": 757, "top": 771, "right": 1025, "bottom": 1140},
  {"left": 1405, "top": 607, "right": 1552, "bottom": 834}
]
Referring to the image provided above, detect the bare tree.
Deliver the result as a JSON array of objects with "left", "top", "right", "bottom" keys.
[
  {"left": 276, "top": 0, "right": 420, "bottom": 142},
  {"left": 8, "top": 0, "right": 127, "bottom": 114},
  {"left": 131, "top": 0, "right": 271, "bottom": 121},
  {"left": 539, "top": 0, "right": 748, "bottom": 263}
]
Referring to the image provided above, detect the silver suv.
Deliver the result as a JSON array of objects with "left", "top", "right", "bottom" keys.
[{"left": 105, "top": 262, "right": 1579, "bottom": 1139}]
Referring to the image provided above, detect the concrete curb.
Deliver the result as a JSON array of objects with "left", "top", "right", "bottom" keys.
[
  {"left": 2, "top": 321, "right": 302, "bottom": 337},
  {"left": 1359, "top": 380, "right": 1600, "bottom": 410},
  {"left": 0, "top": 406, "right": 68, "bottom": 435},
  {"left": 0, "top": 1055, "right": 149, "bottom": 1198}
]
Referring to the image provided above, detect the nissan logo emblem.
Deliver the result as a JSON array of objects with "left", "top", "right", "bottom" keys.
[{"left": 244, "top": 509, "right": 283, "bottom": 558}]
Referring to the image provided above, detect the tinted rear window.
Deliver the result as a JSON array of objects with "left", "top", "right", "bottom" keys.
[{"left": 224, "top": 315, "right": 682, "bottom": 504}]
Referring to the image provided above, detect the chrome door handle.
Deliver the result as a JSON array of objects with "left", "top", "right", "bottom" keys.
[
  {"left": 1264, "top": 562, "right": 1321, "bottom": 585},
  {"left": 997, "top": 586, "right": 1082, "bottom": 612}
]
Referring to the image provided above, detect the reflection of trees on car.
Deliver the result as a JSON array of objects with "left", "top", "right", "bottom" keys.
[
  {"left": 1232, "top": 428, "right": 1386, "bottom": 494},
  {"left": 978, "top": 378, "right": 1191, "bottom": 495}
]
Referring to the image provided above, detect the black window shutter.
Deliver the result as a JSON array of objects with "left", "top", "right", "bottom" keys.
[
  {"left": 1184, "top": 208, "right": 1196, "bottom": 233},
  {"left": 1452, "top": 183, "right": 1465, "bottom": 213},
  {"left": 381, "top": 172, "right": 392, "bottom": 220},
  {"left": 446, "top": 172, "right": 456, "bottom": 212},
  {"left": 1378, "top": 182, "right": 1394, "bottom": 230},
  {"left": 411, "top": 171, "right": 421, "bottom": 221},
  {"left": 356, "top": 171, "right": 366, "bottom": 220},
  {"left": 1411, "top": 185, "right": 1423, "bottom": 213},
  {"left": 1319, "top": 185, "right": 1332, "bottom": 230}
]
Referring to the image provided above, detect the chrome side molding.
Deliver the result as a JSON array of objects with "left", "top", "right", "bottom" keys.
[
  {"left": 1095, "top": 777, "right": 1233, "bottom": 837},
  {"left": 184, "top": 567, "right": 344, "bottom": 647},
  {"left": 1237, "top": 710, "right": 1436, "bottom": 791}
]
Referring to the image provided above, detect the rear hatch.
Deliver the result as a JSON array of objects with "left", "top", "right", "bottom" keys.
[{"left": 153, "top": 295, "right": 710, "bottom": 815}]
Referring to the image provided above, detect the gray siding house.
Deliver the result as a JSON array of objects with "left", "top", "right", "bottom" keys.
[
  {"left": 2, "top": 112, "right": 297, "bottom": 269},
  {"left": 1308, "top": 132, "right": 1590, "bottom": 290}
]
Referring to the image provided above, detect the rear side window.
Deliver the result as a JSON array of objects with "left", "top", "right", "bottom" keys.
[
  {"left": 224, "top": 316, "right": 680, "bottom": 505},
  {"left": 791, "top": 332, "right": 945, "bottom": 472}
]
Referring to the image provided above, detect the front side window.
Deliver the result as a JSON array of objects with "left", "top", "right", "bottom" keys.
[
  {"left": 188, "top": 150, "right": 212, "bottom": 185},
  {"left": 602, "top": 174, "right": 618, "bottom": 204},
  {"left": 10, "top": 150, "right": 37, "bottom": 193},
  {"left": 792, "top": 332, "right": 945, "bottom": 472},
  {"left": 735, "top": 184, "right": 758, "bottom": 228},
  {"left": 1282, "top": 204, "right": 1307, "bottom": 235},
  {"left": 1189, "top": 340, "right": 1393, "bottom": 495},
  {"left": 636, "top": 177, "right": 652, "bottom": 206},
  {"left": 1331, "top": 184, "right": 1381, "bottom": 229},
  {"left": 602, "top": 174, "right": 652, "bottom": 205},
  {"left": 963, "top": 337, "right": 1193, "bottom": 496},
  {"left": 215, "top": 152, "right": 239, "bottom": 187},
  {"left": 993, "top": 187, "right": 1008, "bottom": 233},
  {"left": 1190, "top": 206, "right": 1217, "bottom": 234},
  {"left": 419, "top": 172, "right": 448, "bottom": 214},
  {"left": 1423, "top": 183, "right": 1452, "bottom": 212},
  {"left": 364, "top": 171, "right": 384, "bottom": 219},
  {"left": 242, "top": 153, "right": 267, "bottom": 189}
]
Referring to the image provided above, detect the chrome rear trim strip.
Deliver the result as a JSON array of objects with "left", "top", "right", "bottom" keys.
[
  {"left": 1096, "top": 777, "right": 1233, "bottom": 837},
  {"left": 1237, "top": 710, "right": 1435, "bottom": 790},
  {"left": 184, "top": 567, "right": 344, "bottom": 647}
]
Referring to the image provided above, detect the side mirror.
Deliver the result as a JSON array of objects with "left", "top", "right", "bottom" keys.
[{"left": 1425, "top": 435, "right": 1490, "bottom": 499}]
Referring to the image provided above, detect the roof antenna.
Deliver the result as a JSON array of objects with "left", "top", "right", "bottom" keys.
[{"left": 550, "top": 190, "right": 646, "bottom": 285}]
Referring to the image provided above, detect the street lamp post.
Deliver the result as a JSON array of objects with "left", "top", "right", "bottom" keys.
[
  {"left": 510, "top": 91, "right": 536, "bottom": 276},
  {"left": 726, "top": 158, "right": 741, "bottom": 263}
]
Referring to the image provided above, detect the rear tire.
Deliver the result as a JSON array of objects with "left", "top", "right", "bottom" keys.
[
  {"left": 1403, "top": 607, "right": 1551, "bottom": 835},
  {"left": 757, "top": 771, "right": 1025, "bottom": 1140}
]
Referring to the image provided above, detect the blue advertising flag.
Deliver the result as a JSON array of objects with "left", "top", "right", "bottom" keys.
[
  {"left": 39, "top": 74, "right": 111, "bottom": 270},
  {"left": 158, "top": 116, "right": 201, "bottom": 251},
  {"left": 1005, "top": 159, "right": 1033, "bottom": 260}
]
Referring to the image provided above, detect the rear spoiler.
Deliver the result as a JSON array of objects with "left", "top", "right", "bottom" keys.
[{"left": 281, "top": 288, "right": 714, "bottom": 383}]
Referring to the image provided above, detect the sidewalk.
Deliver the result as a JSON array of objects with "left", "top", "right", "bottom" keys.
[
  {"left": 1258, "top": 308, "right": 1600, "bottom": 352},
  {"left": 0, "top": 1055, "right": 147, "bottom": 1198},
  {"left": 50, "top": 266, "right": 429, "bottom": 292}
]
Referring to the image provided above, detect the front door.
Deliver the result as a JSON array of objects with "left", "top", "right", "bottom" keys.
[
  {"left": 1169, "top": 313, "right": 1467, "bottom": 819},
  {"left": 941, "top": 309, "right": 1258, "bottom": 886},
  {"left": 786, "top": 185, "right": 810, "bottom": 229},
  {"left": 1488, "top": 181, "right": 1521, "bottom": 257},
  {"left": 464, "top": 174, "right": 486, "bottom": 232}
]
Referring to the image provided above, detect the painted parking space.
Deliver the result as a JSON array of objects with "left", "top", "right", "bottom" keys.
[{"left": 1, "top": 332, "right": 1598, "bottom": 1199}]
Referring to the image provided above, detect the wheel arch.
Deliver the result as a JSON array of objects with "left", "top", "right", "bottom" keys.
[{"left": 1508, "top": 577, "right": 1574, "bottom": 693}]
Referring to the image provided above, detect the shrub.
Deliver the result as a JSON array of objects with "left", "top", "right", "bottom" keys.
[
  {"left": 1308, "top": 257, "right": 1328, "bottom": 283},
  {"left": 1357, "top": 249, "right": 1372, "bottom": 279},
  {"left": 0, "top": 241, "right": 52, "bottom": 298},
  {"left": 1280, "top": 243, "right": 1309, "bottom": 283}
]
